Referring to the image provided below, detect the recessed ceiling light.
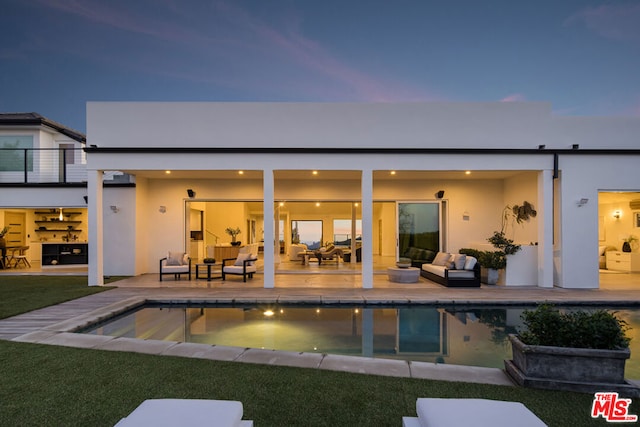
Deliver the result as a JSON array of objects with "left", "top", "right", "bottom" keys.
[
  {"left": 315, "top": 202, "right": 320, "bottom": 207},
  {"left": 238, "top": 170, "right": 244, "bottom": 175},
  {"left": 165, "top": 170, "right": 171, "bottom": 174},
  {"left": 312, "top": 170, "right": 318, "bottom": 175},
  {"left": 390, "top": 171, "right": 396, "bottom": 175},
  {"left": 465, "top": 171, "right": 471, "bottom": 175}
]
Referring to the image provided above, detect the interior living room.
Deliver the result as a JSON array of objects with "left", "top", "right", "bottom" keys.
[
  {"left": 598, "top": 192, "right": 640, "bottom": 285},
  {"left": 179, "top": 169, "right": 543, "bottom": 281}
]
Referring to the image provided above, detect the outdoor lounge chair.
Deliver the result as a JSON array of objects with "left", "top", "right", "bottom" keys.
[
  {"left": 402, "top": 398, "right": 545, "bottom": 427},
  {"left": 313, "top": 245, "right": 342, "bottom": 265},
  {"left": 159, "top": 251, "right": 191, "bottom": 281},
  {"left": 114, "top": 399, "right": 253, "bottom": 426},
  {"left": 222, "top": 243, "right": 259, "bottom": 282}
]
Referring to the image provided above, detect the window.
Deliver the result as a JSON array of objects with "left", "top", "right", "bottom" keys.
[
  {"left": 291, "top": 220, "right": 323, "bottom": 250},
  {"left": 0, "top": 136, "right": 33, "bottom": 171},
  {"left": 333, "top": 219, "right": 361, "bottom": 246}
]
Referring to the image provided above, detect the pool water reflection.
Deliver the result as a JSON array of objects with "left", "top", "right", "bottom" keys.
[{"left": 82, "top": 304, "right": 640, "bottom": 379}]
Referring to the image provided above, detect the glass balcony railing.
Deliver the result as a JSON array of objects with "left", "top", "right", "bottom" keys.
[{"left": 0, "top": 148, "right": 133, "bottom": 184}]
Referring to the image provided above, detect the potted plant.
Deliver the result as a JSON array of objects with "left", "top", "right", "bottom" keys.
[
  {"left": 505, "top": 304, "right": 639, "bottom": 396},
  {"left": 622, "top": 235, "right": 638, "bottom": 253},
  {"left": 478, "top": 250, "right": 506, "bottom": 285},
  {"left": 225, "top": 227, "right": 242, "bottom": 246}
]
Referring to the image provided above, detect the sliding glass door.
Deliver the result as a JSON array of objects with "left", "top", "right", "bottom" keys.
[{"left": 397, "top": 202, "right": 441, "bottom": 259}]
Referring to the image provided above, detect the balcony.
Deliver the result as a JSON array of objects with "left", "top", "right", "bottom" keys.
[{"left": 0, "top": 147, "right": 133, "bottom": 185}]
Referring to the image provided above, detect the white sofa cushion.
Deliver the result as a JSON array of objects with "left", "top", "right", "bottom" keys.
[
  {"left": 422, "top": 264, "right": 447, "bottom": 277},
  {"left": 451, "top": 253, "right": 466, "bottom": 269},
  {"left": 446, "top": 269, "right": 476, "bottom": 279},
  {"left": 463, "top": 256, "right": 477, "bottom": 270},
  {"left": 432, "top": 252, "right": 451, "bottom": 266}
]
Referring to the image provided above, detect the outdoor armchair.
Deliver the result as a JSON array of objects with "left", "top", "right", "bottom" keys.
[{"left": 159, "top": 251, "right": 191, "bottom": 281}]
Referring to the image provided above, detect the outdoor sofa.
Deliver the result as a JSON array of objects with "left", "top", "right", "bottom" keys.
[{"left": 420, "top": 252, "right": 481, "bottom": 287}]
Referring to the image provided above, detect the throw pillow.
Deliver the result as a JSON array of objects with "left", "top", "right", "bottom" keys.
[
  {"left": 452, "top": 253, "right": 467, "bottom": 270},
  {"left": 167, "top": 251, "right": 184, "bottom": 266},
  {"left": 464, "top": 256, "right": 478, "bottom": 270},
  {"left": 234, "top": 253, "right": 252, "bottom": 266},
  {"left": 432, "top": 252, "right": 451, "bottom": 266}
]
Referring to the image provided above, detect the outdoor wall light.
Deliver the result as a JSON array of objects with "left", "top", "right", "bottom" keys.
[
  {"left": 613, "top": 210, "right": 621, "bottom": 219},
  {"left": 577, "top": 198, "right": 589, "bottom": 207},
  {"left": 159, "top": 206, "right": 167, "bottom": 213},
  {"left": 110, "top": 205, "right": 119, "bottom": 213},
  {"left": 83, "top": 196, "right": 88, "bottom": 204},
  {"left": 187, "top": 189, "right": 195, "bottom": 198},
  {"left": 538, "top": 144, "right": 546, "bottom": 149},
  {"left": 436, "top": 190, "right": 445, "bottom": 199}
]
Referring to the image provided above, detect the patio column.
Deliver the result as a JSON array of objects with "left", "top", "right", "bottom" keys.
[
  {"left": 361, "top": 169, "right": 373, "bottom": 288},
  {"left": 538, "top": 169, "right": 554, "bottom": 288},
  {"left": 88, "top": 170, "right": 104, "bottom": 286},
  {"left": 351, "top": 202, "right": 357, "bottom": 264},
  {"left": 263, "top": 169, "right": 275, "bottom": 288}
]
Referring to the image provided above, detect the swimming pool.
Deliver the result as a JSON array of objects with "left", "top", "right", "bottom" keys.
[{"left": 80, "top": 303, "right": 640, "bottom": 379}]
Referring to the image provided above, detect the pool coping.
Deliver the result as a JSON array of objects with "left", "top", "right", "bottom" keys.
[{"left": 10, "top": 296, "right": 517, "bottom": 387}]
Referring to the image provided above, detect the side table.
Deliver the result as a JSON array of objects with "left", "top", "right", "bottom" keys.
[
  {"left": 195, "top": 263, "right": 222, "bottom": 281},
  {"left": 387, "top": 266, "right": 420, "bottom": 283}
]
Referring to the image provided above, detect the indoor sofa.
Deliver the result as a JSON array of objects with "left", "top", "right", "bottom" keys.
[
  {"left": 420, "top": 252, "right": 481, "bottom": 287},
  {"left": 401, "top": 246, "right": 437, "bottom": 267}
]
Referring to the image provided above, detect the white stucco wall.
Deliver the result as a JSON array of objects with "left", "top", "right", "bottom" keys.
[{"left": 558, "top": 155, "right": 640, "bottom": 288}]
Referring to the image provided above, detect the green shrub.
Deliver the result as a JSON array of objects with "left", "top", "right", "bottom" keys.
[
  {"left": 518, "top": 304, "right": 631, "bottom": 350},
  {"left": 459, "top": 248, "right": 506, "bottom": 269}
]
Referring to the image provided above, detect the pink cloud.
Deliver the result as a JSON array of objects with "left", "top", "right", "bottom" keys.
[
  {"left": 33, "top": 0, "right": 437, "bottom": 102},
  {"left": 500, "top": 94, "right": 526, "bottom": 102},
  {"left": 566, "top": 4, "right": 640, "bottom": 43}
]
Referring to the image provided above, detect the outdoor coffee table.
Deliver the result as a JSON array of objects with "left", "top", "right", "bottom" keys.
[
  {"left": 387, "top": 266, "right": 420, "bottom": 283},
  {"left": 195, "top": 263, "right": 222, "bottom": 281}
]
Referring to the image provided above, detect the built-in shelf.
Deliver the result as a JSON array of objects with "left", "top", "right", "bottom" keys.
[
  {"left": 34, "top": 211, "right": 84, "bottom": 234},
  {"left": 42, "top": 243, "right": 88, "bottom": 266}
]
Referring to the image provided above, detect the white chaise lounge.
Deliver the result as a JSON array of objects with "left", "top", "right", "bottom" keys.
[
  {"left": 114, "top": 399, "right": 253, "bottom": 426},
  {"left": 402, "top": 398, "right": 546, "bottom": 427}
]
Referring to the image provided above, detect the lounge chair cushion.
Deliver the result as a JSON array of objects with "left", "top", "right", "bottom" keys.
[
  {"left": 234, "top": 253, "right": 254, "bottom": 266},
  {"left": 115, "top": 398, "right": 252, "bottom": 426},
  {"left": 415, "top": 398, "right": 545, "bottom": 427}
]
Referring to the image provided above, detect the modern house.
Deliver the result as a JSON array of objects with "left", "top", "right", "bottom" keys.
[{"left": 1, "top": 103, "right": 639, "bottom": 289}]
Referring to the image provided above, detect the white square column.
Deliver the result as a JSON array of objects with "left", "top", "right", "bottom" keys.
[
  {"left": 361, "top": 169, "right": 373, "bottom": 288},
  {"left": 88, "top": 170, "right": 104, "bottom": 286},
  {"left": 263, "top": 169, "right": 275, "bottom": 288},
  {"left": 538, "top": 169, "right": 554, "bottom": 287}
]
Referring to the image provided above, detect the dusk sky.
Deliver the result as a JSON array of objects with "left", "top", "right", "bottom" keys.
[{"left": 1, "top": 0, "right": 639, "bottom": 133}]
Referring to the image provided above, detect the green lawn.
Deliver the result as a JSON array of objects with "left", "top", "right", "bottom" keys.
[
  {"left": 0, "top": 277, "right": 633, "bottom": 426},
  {"left": 0, "top": 275, "right": 119, "bottom": 319}
]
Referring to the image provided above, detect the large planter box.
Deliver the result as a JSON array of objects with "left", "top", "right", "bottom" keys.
[{"left": 505, "top": 334, "right": 640, "bottom": 396}]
